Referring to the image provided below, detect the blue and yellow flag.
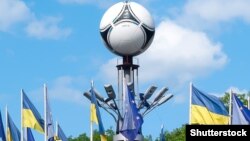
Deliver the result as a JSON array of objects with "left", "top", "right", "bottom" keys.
[
  {"left": 90, "top": 82, "right": 107, "bottom": 141},
  {"left": 160, "top": 125, "right": 166, "bottom": 141},
  {"left": 0, "top": 111, "right": 6, "bottom": 141},
  {"left": 27, "top": 128, "right": 35, "bottom": 141},
  {"left": 190, "top": 84, "right": 229, "bottom": 124},
  {"left": 22, "top": 90, "right": 44, "bottom": 133},
  {"left": 7, "top": 112, "right": 21, "bottom": 141},
  {"left": 57, "top": 124, "right": 68, "bottom": 141}
]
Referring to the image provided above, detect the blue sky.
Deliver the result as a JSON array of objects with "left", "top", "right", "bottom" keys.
[{"left": 1, "top": 0, "right": 250, "bottom": 140}]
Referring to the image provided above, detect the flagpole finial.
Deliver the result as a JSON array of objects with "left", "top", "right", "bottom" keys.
[
  {"left": 91, "top": 80, "right": 94, "bottom": 87},
  {"left": 190, "top": 82, "right": 193, "bottom": 87}
]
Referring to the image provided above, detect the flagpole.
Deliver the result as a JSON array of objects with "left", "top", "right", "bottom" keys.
[
  {"left": 228, "top": 89, "right": 232, "bottom": 125},
  {"left": 90, "top": 80, "right": 94, "bottom": 141},
  {"left": 160, "top": 124, "right": 164, "bottom": 141},
  {"left": 21, "top": 89, "right": 23, "bottom": 141},
  {"left": 44, "top": 84, "right": 47, "bottom": 141},
  {"left": 56, "top": 121, "right": 58, "bottom": 137},
  {"left": 248, "top": 96, "right": 250, "bottom": 110},
  {"left": 189, "top": 82, "right": 192, "bottom": 124},
  {"left": 122, "top": 77, "right": 126, "bottom": 117},
  {"left": 5, "top": 105, "right": 8, "bottom": 141}
]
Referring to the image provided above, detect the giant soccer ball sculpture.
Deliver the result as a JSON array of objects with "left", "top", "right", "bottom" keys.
[
  {"left": 100, "top": 1, "right": 155, "bottom": 56},
  {"left": 99, "top": 1, "right": 155, "bottom": 141}
]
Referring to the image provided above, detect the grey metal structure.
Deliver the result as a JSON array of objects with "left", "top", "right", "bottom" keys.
[
  {"left": 83, "top": 56, "right": 173, "bottom": 141},
  {"left": 83, "top": 1, "right": 173, "bottom": 140}
]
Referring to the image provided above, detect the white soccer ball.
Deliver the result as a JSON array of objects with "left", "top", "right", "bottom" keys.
[{"left": 100, "top": 1, "right": 155, "bottom": 56}]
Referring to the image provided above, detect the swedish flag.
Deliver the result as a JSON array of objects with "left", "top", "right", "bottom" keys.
[
  {"left": 190, "top": 84, "right": 229, "bottom": 124},
  {"left": 22, "top": 90, "right": 44, "bottom": 133}
]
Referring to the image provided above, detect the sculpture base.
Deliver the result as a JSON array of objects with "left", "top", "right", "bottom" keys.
[{"left": 113, "top": 134, "right": 143, "bottom": 141}]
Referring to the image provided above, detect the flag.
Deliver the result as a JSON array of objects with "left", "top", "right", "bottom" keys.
[
  {"left": 232, "top": 93, "right": 250, "bottom": 124},
  {"left": 0, "top": 111, "right": 6, "bottom": 141},
  {"left": 90, "top": 83, "right": 107, "bottom": 141},
  {"left": 53, "top": 136, "right": 61, "bottom": 141},
  {"left": 7, "top": 112, "right": 20, "bottom": 141},
  {"left": 160, "top": 125, "right": 166, "bottom": 141},
  {"left": 27, "top": 128, "right": 35, "bottom": 141},
  {"left": 190, "top": 84, "right": 229, "bottom": 124},
  {"left": 45, "top": 85, "right": 55, "bottom": 141},
  {"left": 120, "top": 81, "right": 143, "bottom": 141},
  {"left": 22, "top": 90, "right": 44, "bottom": 133},
  {"left": 57, "top": 124, "right": 67, "bottom": 141}
]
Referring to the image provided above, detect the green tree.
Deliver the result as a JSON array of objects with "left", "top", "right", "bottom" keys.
[
  {"left": 144, "top": 135, "right": 153, "bottom": 141},
  {"left": 220, "top": 92, "right": 249, "bottom": 111},
  {"left": 165, "top": 125, "right": 185, "bottom": 141},
  {"left": 69, "top": 127, "right": 115, "bottom": 141},
  {"left": 154, "top": 125, "right": 186, "bottom": 141},
  {"left": 93, "top": 129, "right": 101, "bottom": 141},
  {"left": 68, "top": 133, "right": 89, "bottom": 141},
  {"left": 106, "top": 127, "right": 115, "bottom": 141}
]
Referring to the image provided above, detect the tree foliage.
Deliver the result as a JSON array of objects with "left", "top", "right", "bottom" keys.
[
  {"left": 144, "top": 135, "right": 153, "bottom": 141},
  {"left": 165, "top": 124, "right": 186, "bottom": 141},
  {"left": 68, "top": 127, "right": 115, "bottom": 141},
  {"left": 220, "top": 92, "right": 249, "bottom": 111},
  {"left": 68, "top": 133, "right": 89, "bottom": 141}
]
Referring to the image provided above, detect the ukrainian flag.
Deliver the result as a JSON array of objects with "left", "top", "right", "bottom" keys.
[
  {"left": 7, "top": 112, "right": 21, "bottom": 141},
  {"left": 90, "top": 83, "right": 107, "bottom": 141},
  {"left": 22, "top": 90, "right": 44, "bottom": 133},
  {"left": 57, "top": 124, "right": 68, "bottom": 141},
  {"left": 0, "top": 111, "right": 6, "bottom": 141},
  {"left": 27, "top": 128, "right": 35, "bottom": 141},
  {"left": 190, "top": 84, "right": 229, "bottom": 124}
]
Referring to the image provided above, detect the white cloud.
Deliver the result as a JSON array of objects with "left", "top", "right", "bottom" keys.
[
  {"left": 0, "top": 0, "right": 71, "bottom": 39},
  {"left": 47, "top": 76, "right": 86, "bottom": 105},
  {"left": 58, "top": 0, "right": 115, "bottom": 7},
  {"left": 58, "top": 0, "right": 91, "bottom": 4},
  {"left": 58, "top": 0, "right": 155, "bottom": 8},
  {"left": 0, "top": 0, "right": 32, "bottom": 31},
  {"left": 98, "top": 20, "right": 228, "bottom": 87},
  {"left": 173, "top": 94, "right": 186, "bottom": 104},
  {"left": 176, "top": 0, "right": 250, "bottom": 29},
  {"left": 211, "top": 87, "right": 249, "bottom": 97},
  {"left": 26, "top": 76, "right": 88, "bottom": 105},
  {"left": 26, "top": 17, "right": 72, "bottom": 40},
  {"left": 140, "top": 20, "right": 227, "bottom": 84},
  {"left": 96, "top": 58, "right": 117, "bottom": 85},
  {"left": 226, "top": 87, "right": 248, "bottom": 94}
]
